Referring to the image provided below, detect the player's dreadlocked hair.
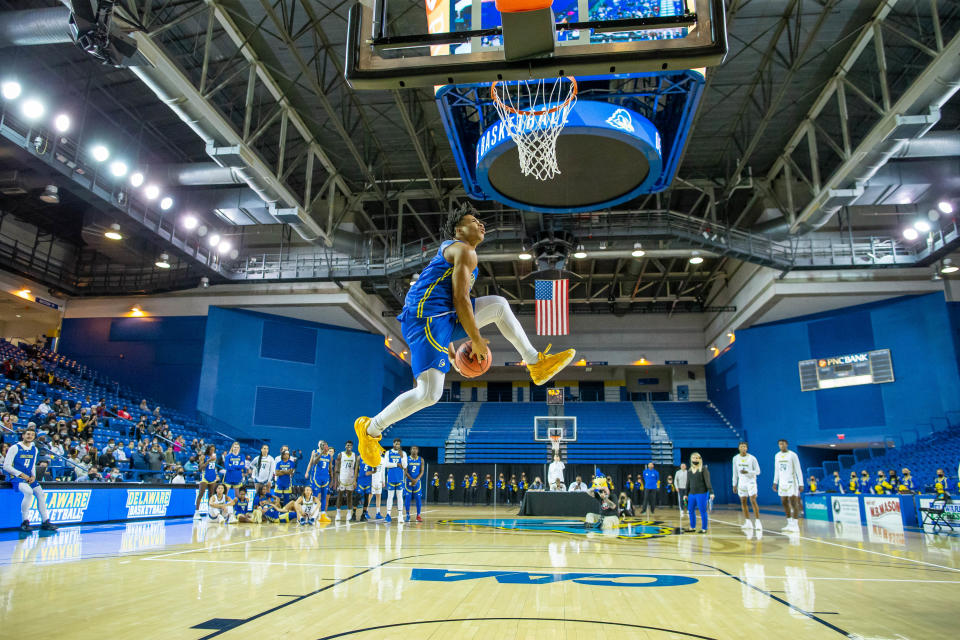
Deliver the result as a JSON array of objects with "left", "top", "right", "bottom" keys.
[{"left": 442, "top": 202, "right": 478, "bottom": 239}]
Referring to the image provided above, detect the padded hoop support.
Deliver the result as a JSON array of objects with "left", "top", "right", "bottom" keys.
[
  {"left": 495, "top": 0, "right": 554, "bottom": 11},
  {"left": 500, "top": 7, "right": 556, "bottom": 61}
]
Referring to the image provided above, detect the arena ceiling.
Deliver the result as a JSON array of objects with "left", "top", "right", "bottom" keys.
[{"left": 0, "top": 0, "right": 958, "bottom": 313}]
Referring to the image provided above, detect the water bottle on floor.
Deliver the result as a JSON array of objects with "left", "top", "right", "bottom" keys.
[{"left": 708, "top": 495, "right": 714, "bottom": 512}]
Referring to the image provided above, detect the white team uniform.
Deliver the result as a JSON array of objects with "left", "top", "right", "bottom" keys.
[
  {"left": 338, "top": 451, "right": 357, "bottom": 489},
  {"left": 773, "top": 450, "right": 803, "bottom": 497},
  {"left": 301, "top": 495, "right": 319, "bottom": 519},
  {"left": 732, "top": 453, "right": 761, "bottom": 497},
  {"left": 208, "top": 494, "right": 232, "bottom": 519},
  {"left": 372, "top": 464, "right": 385, "bottom": 492}
]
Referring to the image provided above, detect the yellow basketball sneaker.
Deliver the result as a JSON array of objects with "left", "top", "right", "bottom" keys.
[
  {"left": 526, "top": 344, "right": 576, "bottom": 386},
  {"left": 318, "top": 512, "right": 331, "bottom": 524},
  {"left": 354, "top": 416, "right": 384, "bottom": 467}
]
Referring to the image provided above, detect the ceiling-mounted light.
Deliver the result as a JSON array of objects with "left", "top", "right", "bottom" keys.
[
  {"left": 573, "top": 244, "right": 587, "bottom": 259},
  {"left": 941, "top": 259, "right": 959, "bottom": 274},
  {"left": 38, "top": 185, "right": 59, "bottom": 204},
  {"left": 938, "top": 200, "right": 954, "bottom": 215},
  {"left": 104, "top": 223, "right": 122, "bottom": 240},
  {"left": 90, "top": 144, "right": 110, "bottom": 162},
  {"left": 1, "top": 80, "right": 22, "bottom": 100},
  {"left": 155, "top": 253, "right": 171, "bottom": 269},
  {"left": 20, "top": 98, "right": 45, "bottom": 120},
  {"left": 109, "top": 161, "right": 128, "bottom": 178},
  {"left": 129, "top": 172, "right": 144, "bottom": 188},
  {"left": 689, "top": 251, "right": 704, "bottom": 265},
  {"left": 15, "top": 288, "right": 31, "bottom": 300},
  {"left": 53, "top": 113, "right": 70, "bottom": 133},
  {"left": 631, "top": 242, "right": 645, "bottom": 258},
  {"left": 208, "top": 234, "right": 221, "bottom": 248},
  {"left": 129, "top": 305, "right": 144, "bottom": 317},
  {"left": 217, "top": 241, "right": 231, "bottom": 254},
  {"left": 902, "top": 227, "right": 919, "bottom": 241},
  {"left": 159, "top": 196, "right": 173, "bottom": 211},
  {"left": 913, "top": 219, "right": 931, "bottom": 233},
  {"left": 182, "top": 215, "right": 198, "bottom": 230},
  {"left": 143, "top": 184, "right": 160, "bottom": 200},
  {"left": 518, "top": 250, "right": 532, "bottom": 260},
  {"left": 196, "top": 225, "right": 208, "bottom": 237}
]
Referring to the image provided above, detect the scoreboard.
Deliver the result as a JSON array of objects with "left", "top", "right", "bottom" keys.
[
  {"left": 546, "top": 387, "right": 564, "bottom": 405},
  {"left": 798, "top": 349, "right": 894, "bottom": 392}
]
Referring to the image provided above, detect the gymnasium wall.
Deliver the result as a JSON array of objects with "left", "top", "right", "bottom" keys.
[
  {"left": 59, "top": 316, "right": 207, "bottom": 411},
  {"left": 706, "top": 292, "right": 960, "bottom": 504},
  {"left": 198, "top": 307, "right": 412, "bottom": 457}
]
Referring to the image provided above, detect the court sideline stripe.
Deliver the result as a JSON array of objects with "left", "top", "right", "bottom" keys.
[
  {"left": 315, "top": 618, "right": 720, "bottom": 640},
  {"left": 712, "top": 516, "right": 960, "bottom": 573}
]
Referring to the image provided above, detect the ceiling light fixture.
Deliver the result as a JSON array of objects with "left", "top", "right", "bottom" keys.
[
  {"left": 143, "top": 184, "right": 160, "bottom": 200},
  {"left": 1, "top": 80, "right": 22, "bottom": 100},
  {"left": 129, "top": 172, "right": 144, "bottom": 188},
  {"left": 689, "top": 251, "right": 704, "bottom": 265},
  {"left": 182, "top": 215, "right": 198, "bottom": 230},
  {"left": 38, "top": 185, "right": 59, "bottom": 204},
  {"left": 217, "top": 241, "right": 231, "bottom": 254},
  {"left": 913, "top": 219, "right": 931, "bottom": 233},
  {"left": 53, "top": 113, "right": 70, "bottom": 133},
  {"left": 938, "top": 200, "right": 954, "bottom": 215},
  {"left": 90, "top": 144, "right": 110, "bottom": 162},
  {"left": 155, "top": 253, "right": 171, "bottom": 269},
  {"left": 109, "top": 161, "right": 128, "bottom": 178},
  {"left": 941, "top": 259, "right": 958, "bottom": 274},
  {"left": 573, "top": 244, "right": 587, "bottom": 259},
  {"left": 631, "top": 242, "right": 645, "bottom": 258},
  {"left": 902, "top": 227, "right": 919, "bottom": 241},
  {"left": 159, "top": 196, "right": 173, "bottom": 211},
  {"left": 20, "top": 98, "right": 45, "bottom": 120},
  {"left": 518, "top": 251, "right": 532, "bottom": 260},
  {"left": 104, "top": 223, "right": 122, "bottom": 240}
]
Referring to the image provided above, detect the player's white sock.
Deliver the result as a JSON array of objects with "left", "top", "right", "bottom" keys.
[
  {"left": 473, "top": 295, "right": 539, "bottom": 363},
  {"left": 371, "top": 368, "right": 445, "bottom": 435}
]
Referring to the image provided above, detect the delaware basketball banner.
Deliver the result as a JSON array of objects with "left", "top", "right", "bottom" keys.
[
  {"left": 0, "top": 486, "right": 197, "bottom": 528},
  {"left": 125, "top": 489, "right": 173, "bottom": 518},
  {"left": 29, "top": 490, "right": 92, "bottom": 525},
  {"left": 535, "top": 279, "right": 569, "bottom": 335}
]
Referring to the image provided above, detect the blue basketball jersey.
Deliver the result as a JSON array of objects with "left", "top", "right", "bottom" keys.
[
  {"left": 398, "top": 240, "right": 478, "bottom": 321},
  {"left": 386, "top": 451, "right": 405, "bottom": 485},
  {"left": 223, "top": 454, "right": 245, "bottom": 484},
  {"left": 202, "top": 457, "right": 218, "bottom": 483},
  {"left": 275, "top": 459, "right": 295, "bottom": 491},
  {"left": 357, "top": 463, "right": 374, "bottom": 488},
  {"left": 311, "top": 452, "right": 332, "bottom": 483},
  {"left": 6, "top": 442, "right": 37, "bottom": 484},
  {"left": 235, "top": 496, "right": 250, "bottom": 515},
  {"left": 406, "top": 458, "right": 423, "bottom": 490}
]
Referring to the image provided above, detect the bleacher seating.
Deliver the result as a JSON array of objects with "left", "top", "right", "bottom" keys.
[
  {"left": 652, "top": 401, "right": 740, "bottom": 446},
  {"left": 464, "top": 402, "right": 655, "bottom": 463},
  {"left": 837, "top": 427, "right": 960, "bottom": 492},
  {"left": 384, "top": 402, "right": 463, "bottom": 447},
  {"left": 0, "top": 339, "right": 239, "bottom": 481}
]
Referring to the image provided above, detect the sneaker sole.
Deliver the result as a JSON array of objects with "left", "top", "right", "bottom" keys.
[
  {"left": 530, "top": 349, "right": 576, "bottom": 386},
  {"left": 353, "top": 416, "right": 384, "bottom": 467}
]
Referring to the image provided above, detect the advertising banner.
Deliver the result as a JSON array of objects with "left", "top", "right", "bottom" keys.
[
  {"left": 918, "top": 497, "right": 960, "bottom": 534},
  {"left": 864, "top": 495, "right": 904, "bottom": 528},
  {"left": 803, "top": 494, "right": 830, "bottom": 521},
  {"left": 0, "top": 485, "right": 197, "bottom": 529},
  {"left": 831, "top": 495, "right": 862, "bottom": 525}
]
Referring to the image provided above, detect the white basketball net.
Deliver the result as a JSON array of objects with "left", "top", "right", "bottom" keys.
[{"left": 491, "top": 77, "right": 578, "bottom": 181}]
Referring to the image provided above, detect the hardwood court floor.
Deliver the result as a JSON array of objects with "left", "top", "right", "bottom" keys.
[{"left": 2, "top": 505, "right": 958, "bottom": 639}]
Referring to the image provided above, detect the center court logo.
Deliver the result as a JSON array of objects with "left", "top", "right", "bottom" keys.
[
  {"left": 30, "top": 489, "right": 92, "bottom": 524},
  {"left": 125, "top": 489, "right": 172, "bottom": 518},
  {"left": 411, "top": 568, "right": 697, "bottom": 587}
]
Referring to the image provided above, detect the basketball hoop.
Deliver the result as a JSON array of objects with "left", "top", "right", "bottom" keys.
[
  {"left": 549, "top": 433, "right": 562, "bottom": 453},
  {"left": 490, "top": 76, "right": 578, "bottom": 181}
]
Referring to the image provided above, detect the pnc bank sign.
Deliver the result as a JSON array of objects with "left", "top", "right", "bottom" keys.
[{"left": 818, "top": 353, "right": 869, "bottom": 367}]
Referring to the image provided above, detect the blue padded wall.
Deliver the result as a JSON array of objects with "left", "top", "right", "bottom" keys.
[
  {"left": 198, "top": 307, "right": 411, "bottom": 457},
  {"left": 59, "top": 316, "right": 207, "bottom": 411},
  {"left": 706, "top": 293, "right": 960, "bottom": 504}
]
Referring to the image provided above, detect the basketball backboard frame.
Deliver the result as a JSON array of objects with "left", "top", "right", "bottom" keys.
[
  {"left": 345, "top": 0, "right": 727, "bottom": 89},
  {"left": 534, "top": 416, "right": 577, "bottom": 442}
]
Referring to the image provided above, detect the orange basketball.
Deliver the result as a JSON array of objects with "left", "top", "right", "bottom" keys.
[{"left": 455, "top": 341, "right": 492, "bottom": 378}]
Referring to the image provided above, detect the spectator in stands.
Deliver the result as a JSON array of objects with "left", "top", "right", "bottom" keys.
[
  {"left": 675, "top": 463, "right": 689, "bottom": 514},
  {"left": 88, "top": 465, "right": 103, "bottom": 482},
  {"left": 107, "top": 467, "right": 124, "bottom": 482},
  {"left": 568, "top": 476, "right": 588, "bottom": 492},
  {"left": 873, "top": 470, "right": 892, "bottom": 494},
  {"left": 163, "top": 444, "right": 176, "bottom": 468},
  {"left": 139, "top": 399, "right": 149, "bottom": 413},
  {"left": 146, "top": 443, "right": 164, "bottom": 480},
  {"left": 887, "top": 469, "right": 899, "bottom": 490},
  {"left": 98, "top": 445, "right": 115, "bottom": 470},
  {"left": 73, "top": 455, "right": 90, "bottom": 481},
  {"left": 117, "top": 406, "right": 131, "bottom": 420},
  {"left": 685, "top": 452, "right": 713, "bottom": 533},
  {"left": 171, "top": 467, "right": 186, "bottom": 485},
  {"left": 934, "top": 468, "right": 951, "bottom": 495},
  {"left": 827, "top": 470, "right": 844, "bottom": 493},
  {"left": 5, "top": 385, "right": 21, "bottom": 413},
  {"left": 641, "top": 463, "right": 659, "bottom": 516},
  {"left": 898, "top": 468, "right": 916, "bottom": 493},
  {"left": 848, "top": 471, "right": 859, "bottom": 493},
  {"left": 33, "top": 397, "right": 53, "bottom": 422},
  {"left": 530, "top": 477, "right": 544, "bottom": 491},
  {"left": 806, "top": 475, "right": 818, "bottom": 492},
  {"left": 185, "top": 456, "right": 199, "bottom": 478},
  {"left": 858, "top": 470, "right": 871, "bottom": 494}
]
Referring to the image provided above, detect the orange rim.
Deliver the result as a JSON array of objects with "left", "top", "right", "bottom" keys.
[{"left": 491, "top": 77, "right": 578, "bottom": 117}]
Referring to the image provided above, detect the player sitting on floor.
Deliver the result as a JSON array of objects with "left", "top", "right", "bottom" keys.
[{"left": 233, "top": 487, "right": 261, "bottom": 523}]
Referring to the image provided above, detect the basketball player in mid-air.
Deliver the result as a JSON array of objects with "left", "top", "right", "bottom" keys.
[
  {"left": 773, "top": 439, "right": 803, "bottom": 532},
  {"left": 354, "top": 204, "right": 576, "bottom": 467},
  {"left": 732, "top": 442, "right": 762, "bottom": 531}
]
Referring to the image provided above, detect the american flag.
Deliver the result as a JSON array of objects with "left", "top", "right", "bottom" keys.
[{"left": 535, "top": 279, "right": 569, "bottom": 336}]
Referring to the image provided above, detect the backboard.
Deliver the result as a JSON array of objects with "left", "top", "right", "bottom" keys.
[
  {"left": 534, "top": 416, "right": 577, "bottom": 442},
  {"left": 346, "top": 0, "right": 727, "bottom": 89}
]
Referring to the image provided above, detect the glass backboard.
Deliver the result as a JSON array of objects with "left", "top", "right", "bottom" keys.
[{"left": 346, "top": 0, "right": 727, "bottom": 89}]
